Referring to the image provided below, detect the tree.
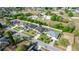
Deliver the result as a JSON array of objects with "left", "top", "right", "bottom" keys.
[
  {"left": 0, "top": 23, "right": 3, "bottom": 29},
  {"left": 56, "top": 16, "right": 62, "bottom": 21},
  {"left": 68, "top": 11, "right": 74, "bottom": 17},
  {"left": 51, "top": 14, "right": 62, "bottom": 21},
  {"left": 53, "top": 23, "right": 64, "bottom": 29},
  {"left": 74, "top": 30, "right": 79, "bottom": 36},
  {"left": 5, "top": 18, "right": 11, "bottom": 26},
  {"left": 59, "top": 11, "right": 64, "bottom": 15},
  {"left": 4, "top": 30, "right": 16, "bottom": 46},
  {"left": 54, "top": 38, "right": 69, "bottom": 47},
  {"left": 16, "top": 44, "right": 26, "bottom": 51},
  {"left": 64, "top": 8, "right": 69, "bottom": 13},
  {"left": 25, "top": 13, "right": 33, "bottom": 16},
  {"left": 51, "top": 14, "right": 57, "bottom": 21}
]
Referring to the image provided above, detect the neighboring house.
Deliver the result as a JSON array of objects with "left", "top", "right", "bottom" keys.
[
  {"left": 13, "top": 32, "right": 32, "bottom": 42},
  {"left": 35, "top": 26, "right": 48, "bottom": 33},
  {"left": 0, "top": 21, "right": 5, "bottom": 25},
  {"left": 47, "top": 30, "right": 62, "bottom": 41},
  {"left": 27, "top": 42, "right": 41, "bottom": 51},
  {"left": 0, "top": 37, "right": 9, "bottom": 47},
  {"left": 42, "top": 15, "right": 51, "bottom": 20},
  {"left": 29, "top": 14, "right": 51, "bottom": 21},
  {"left": 11, "top": 19, "right": 23, "bottom": 26},
  {"left": 29, "top": 15, "right": 38, "bottom": 20},
  {"left": 75, "top": 8, "right": 79, "bottom": 13},
  {"left": 26, "top": 23, "right": 38, "bottom": 29}
]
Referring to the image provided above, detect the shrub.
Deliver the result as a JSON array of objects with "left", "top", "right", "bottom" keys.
[
  {"left": 39, "top": 33, "right": 51, "bottom": 44},
  {"left": 68, "top": 11, "right": 74, "bottom": 17},
  {"left": 64, "top": 8, "right": 69, "bottom": 13},
  {"left": 54, "top": 38, "right": 69, "bottom": 47},
  {"left": 74, "top": 30, "right": 79, "bottom": 36},
  {"left": 53, "top": 23, "right": 75, "bottom": 33},
  {"left": 51, "top": 14, "right": 62, "bottom": 22},
  {"left": 64, "top": 8, "right": 74, "bottom": 17},
  {"left": 16, "top": 45, "right": 26, "bottom": 51}
]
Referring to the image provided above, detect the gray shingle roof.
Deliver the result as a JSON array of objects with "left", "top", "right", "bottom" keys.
[{"left": 48, "top": 30, "right": 60, "bottom": 39}]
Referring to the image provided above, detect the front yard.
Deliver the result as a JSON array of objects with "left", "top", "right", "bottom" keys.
[
  {"left": 22, "top": 29, "right": 37, "bottom": 36},
  {"left": 38, "top": 33, "right": 52, "bottom": 44},
  {"left": 13, "top": 26, "right": 24, "bottom": 31}
]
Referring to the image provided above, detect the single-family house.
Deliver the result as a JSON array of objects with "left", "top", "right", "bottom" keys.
[
  {"left": 29, "top": 15, "right": 38, "bottom": 20},
  {"left": 0, "top": 37, "right": 9, "bottom": 47},
  {"left": 11, "top": 19, "right": 23, "bottom": 26},
  {"left": 75, "top": 8, "right": 79, "bottom": 13},
  {"left": 27, "top": 42, "right": 41, "bottom": 51},
  {"left": 42, "top": 15, "right": 51, "bottom": 20},
  {"left": 47, "top": 30, "right": 61, "bottom": 41}
]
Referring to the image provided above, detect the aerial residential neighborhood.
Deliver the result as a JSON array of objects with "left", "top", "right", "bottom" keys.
[{"left": 0, "top": 7, "right": 79, "bottom": 51}]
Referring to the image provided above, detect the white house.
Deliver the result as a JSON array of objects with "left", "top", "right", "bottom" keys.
[
  {"left": 42, "top": 15, "right": 51, "bottom": 20},
  {"left": 29, "top": 15, "right": 38, "bottom": 20}
]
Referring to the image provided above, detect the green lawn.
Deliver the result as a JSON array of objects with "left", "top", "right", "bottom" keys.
[
  {"left": 54, "top": 38, "right": 69, "bottom": 47},
  {"left": 23, "top": 29, "right": 36, "bottom": 36},
  {"left": 13, "top": 26, "right": 23, "bottom": 31},
  {"left": 16, "top": 45, "right": 26, "bottom": 51},
  {"left": 38, "top": 33, "right": 52, "bottom": 44}
]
